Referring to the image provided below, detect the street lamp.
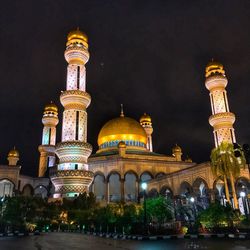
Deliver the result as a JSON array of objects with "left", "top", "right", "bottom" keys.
[
  {"left": 141, "top": 182, "right": 148, "bottom": 235},
  {"left": 190, "top": 197, "right": 196, "bottom": 221}
]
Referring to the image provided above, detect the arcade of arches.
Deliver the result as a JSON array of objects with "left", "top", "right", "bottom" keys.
[{"left": 147, "top": 162, "right": 250, "bottom": 214}]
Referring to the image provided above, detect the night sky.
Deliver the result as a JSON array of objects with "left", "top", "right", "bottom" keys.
[{"left": 1, "top": 1, "right": 250, "bottom": 176}]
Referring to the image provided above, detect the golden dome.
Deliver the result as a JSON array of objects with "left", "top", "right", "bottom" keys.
[
  {"left": 140, "top": 113, "right": 151, "bottom": 123},
  {"left": 98, "top": 115, "right": 147, "bottom": 149},
  {"left": 44, "top": 102, "right": 58, "bottom": 114},
  {"left": 67, "top": 29, "right": 88, "bottom": 45},
  {"left": 172, "top": 144, "right": 182, "bottom": 153},
  {"left": 205, "top": 60, "right": 225, "bottom": 78},
  {"left": 8, "top": 148, "right": 19, "bottom": 158}
]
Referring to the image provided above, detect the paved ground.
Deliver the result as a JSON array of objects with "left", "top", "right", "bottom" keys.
[{"left": 0, "top": 232, "right": 250, "bottom": 250}]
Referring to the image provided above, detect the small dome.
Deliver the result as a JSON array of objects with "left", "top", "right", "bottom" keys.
[
  {"left": 67, "top": 29, "right": 88, "bottom": 43},
  {"left": 172, "top": 144, "right": 182, "bottom": 153},
  {"left": 185, "top": 156, "right": 192, "bottom": 163},
  {"left": 118, "top": 141, "right": 126, "bottom": 148},
  {"left": 8, "top": 148, "right": 19, "bottom": 158},
  {"left": 98, "top": 114, "right": 147, "bottom": 151},
  {"left": 44, "top": 102, "right": 58, "bottom": 114},
  {"left": 205, "top": 60, "right": 225, "bottom": 78},
  {"left": 140, "top": 113, "right": 151, "bottom": 123}
]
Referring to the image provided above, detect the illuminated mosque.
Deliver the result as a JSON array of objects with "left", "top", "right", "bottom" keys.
[{"left": 0, "top": 29, "right": 249, "bottom": 213}]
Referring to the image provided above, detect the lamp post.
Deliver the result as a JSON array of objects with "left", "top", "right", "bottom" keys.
[
  {"left": 141, "top": 182, "right": 148, "bottom": 235},
  {"left": 190, "top": 197, "right": 196, "bottom": 221}
]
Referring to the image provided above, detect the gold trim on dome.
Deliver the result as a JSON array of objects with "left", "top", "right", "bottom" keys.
[
  {"left": 172, "top": 144, "right": 182, "bottom": 153},
  {"left": 140, "top": 113, "right": 151, "bottom": 123},
  {"left": 67, "top": 29, "right": 88, "bottom": 43},
  {"left": 66, "top": 29, "right": 88, "bottom": 48},
  {"left": 8, "top": 148, "right": 19, "bottom": 158},
  {"left": 44, "top": 102, "right": 58, "bottom": 115},
  {"left": 205, "top": 60, "right": 225, "bottom": 78},
  {"left": 98, "top": 116, "right": 147, "bottom": 146}
]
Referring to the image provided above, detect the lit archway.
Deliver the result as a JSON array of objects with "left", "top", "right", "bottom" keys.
[
  {"left": 179, "top": 181, "right": 192, "bottom": 197},
  {"left": 108, "top": 172, "right": 121, "bottom": 202},
  {"left": 0, "top": 179, "right": 15, "bottom": 197},
  {"left": 93, "top": 173, "right": 105, "bottom": 201},
  {"left": 22, "top": 184, "right": 34, "bottom": 197},
  {"left": 160, "top": 185, "right": 173, "bottom": 198},
  {"left": 124, "top": 171, "right": 138, "bottom": 202},
  {"left": 34, "top": 185, "right": 48, "bottom": 198}
]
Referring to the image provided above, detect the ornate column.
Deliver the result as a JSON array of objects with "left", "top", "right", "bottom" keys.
[
  {"left": 120, "top": 178, "right": 125, "bottom": 202},
  {"left": 205, "top": 61, "right": 236, "bottom": 147},
  {"left": 140, "top": 113, "right": 153, "bottom": 152},
  {"left": 208, "top": 189, "right": 215, "bottom": 203},
  {"left": 38, "top": 103, "right": 59, "bottom": 177},
  {"left": 105, "top": 179, "right": 109, "bottom": 203},
  {"left": 50, "top": 29, "right": 94, "bottom": 198}
]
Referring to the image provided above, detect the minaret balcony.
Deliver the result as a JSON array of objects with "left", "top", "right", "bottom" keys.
[
  {"left": 60, "top": 90, "right": 91, "bottom": 109},
  {"left": 205, "top": 74, "right": 228, "bottom": 91},
  {"left": 64, "top": 45, "right": 89, "bottom": 65},
  {"left": 42, "top": 116, "right": 59, "bottom": 126},
  {"left": 209, "top": 112, "right": 235, "bottom": 127},
  {"left": 55, "top": 141, "right": 92, "bottom": 164},
  {"left": 50, "top": 168, "right": 94, "bottom": 195}
]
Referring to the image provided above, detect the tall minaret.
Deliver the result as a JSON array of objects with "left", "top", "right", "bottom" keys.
[
  {"left": 38, "top": 102, "right": 59, "bottom": 177},
  {"left": 205, "top": 61, "right": 236, "bottom": 147},
  {"left": 140, "top": 113, "right": 153, "bottom": 151},
  {"left": 50, "top": 29, "right": 94, "bottom": 198}
]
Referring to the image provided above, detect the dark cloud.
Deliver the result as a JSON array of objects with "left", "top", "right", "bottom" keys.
[{"left": 0, "top": 0, "right": 250, "bottom": 176}]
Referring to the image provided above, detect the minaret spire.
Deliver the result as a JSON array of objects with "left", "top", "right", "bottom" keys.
[
  {"left": 38, "top": 102, "right": 59, "bottom": 177},
  {"left": 205, "top": 60, "right": 236, "bottom": 147},
  {"left": 140, "top": 113, "right": 153, "bottom": 152},
  {"left": 50, "top": 29, "right": 94, "bottom": 198}
]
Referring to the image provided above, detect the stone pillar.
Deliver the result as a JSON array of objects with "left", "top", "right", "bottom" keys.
[
  {"left": 135, "top": 180, "right": 138, "bottom": 202},
  {"left": 208, "top": 189, "right": 215, "bottom": 203},
  {"left": 137, "top": 180, "right": 141, "bottom": 203},
  {"left": 120, "top": 178, "right": 125, "bottom": 202},
  {"left": 105, "top": 180, "right": 109, "bottom": 203},
  {"left": 91, "top": 181, "right": 94, "bottom": 194}
]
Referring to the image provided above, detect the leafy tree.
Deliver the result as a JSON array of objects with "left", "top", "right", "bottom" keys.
[
  {"left": 146, "top": 196, "right": 173, "bottom": 226},
  {"left": 211, "top": 142, "right": 246, "bottom": 208},
  {"left": 198, "top": 202, "right": 241, "bottom": 228}
]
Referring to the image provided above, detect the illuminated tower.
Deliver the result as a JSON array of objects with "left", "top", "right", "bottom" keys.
[
  {"left": 205, "top": 61, "right": 236, "bottom": 147},
  {"left": 38, "top": 102, "right": 59, "bottom": 177},
  {"left": 7, "top": 147, "right": 19, "bottom": 166},
  {"left": 50, "top": 29, "right": 94, "bottom": 198},
  {"left": 140, "top": 113, "right": 153, "bottom": 151}
]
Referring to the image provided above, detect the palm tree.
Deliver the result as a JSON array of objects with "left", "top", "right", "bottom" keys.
[{"left": 210, "top": 142, "right": 246, "bottom": 209}]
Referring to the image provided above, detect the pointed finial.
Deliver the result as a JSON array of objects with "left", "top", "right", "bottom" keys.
[
  {"left": 211, "top": 58, "right": 214, "bottom": 62},
  {"left": 14, "top": 146, "right": 16, "bottom": 150},
  {"left": 120, "top": 104, "right": 124, "bottom": 117}
]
